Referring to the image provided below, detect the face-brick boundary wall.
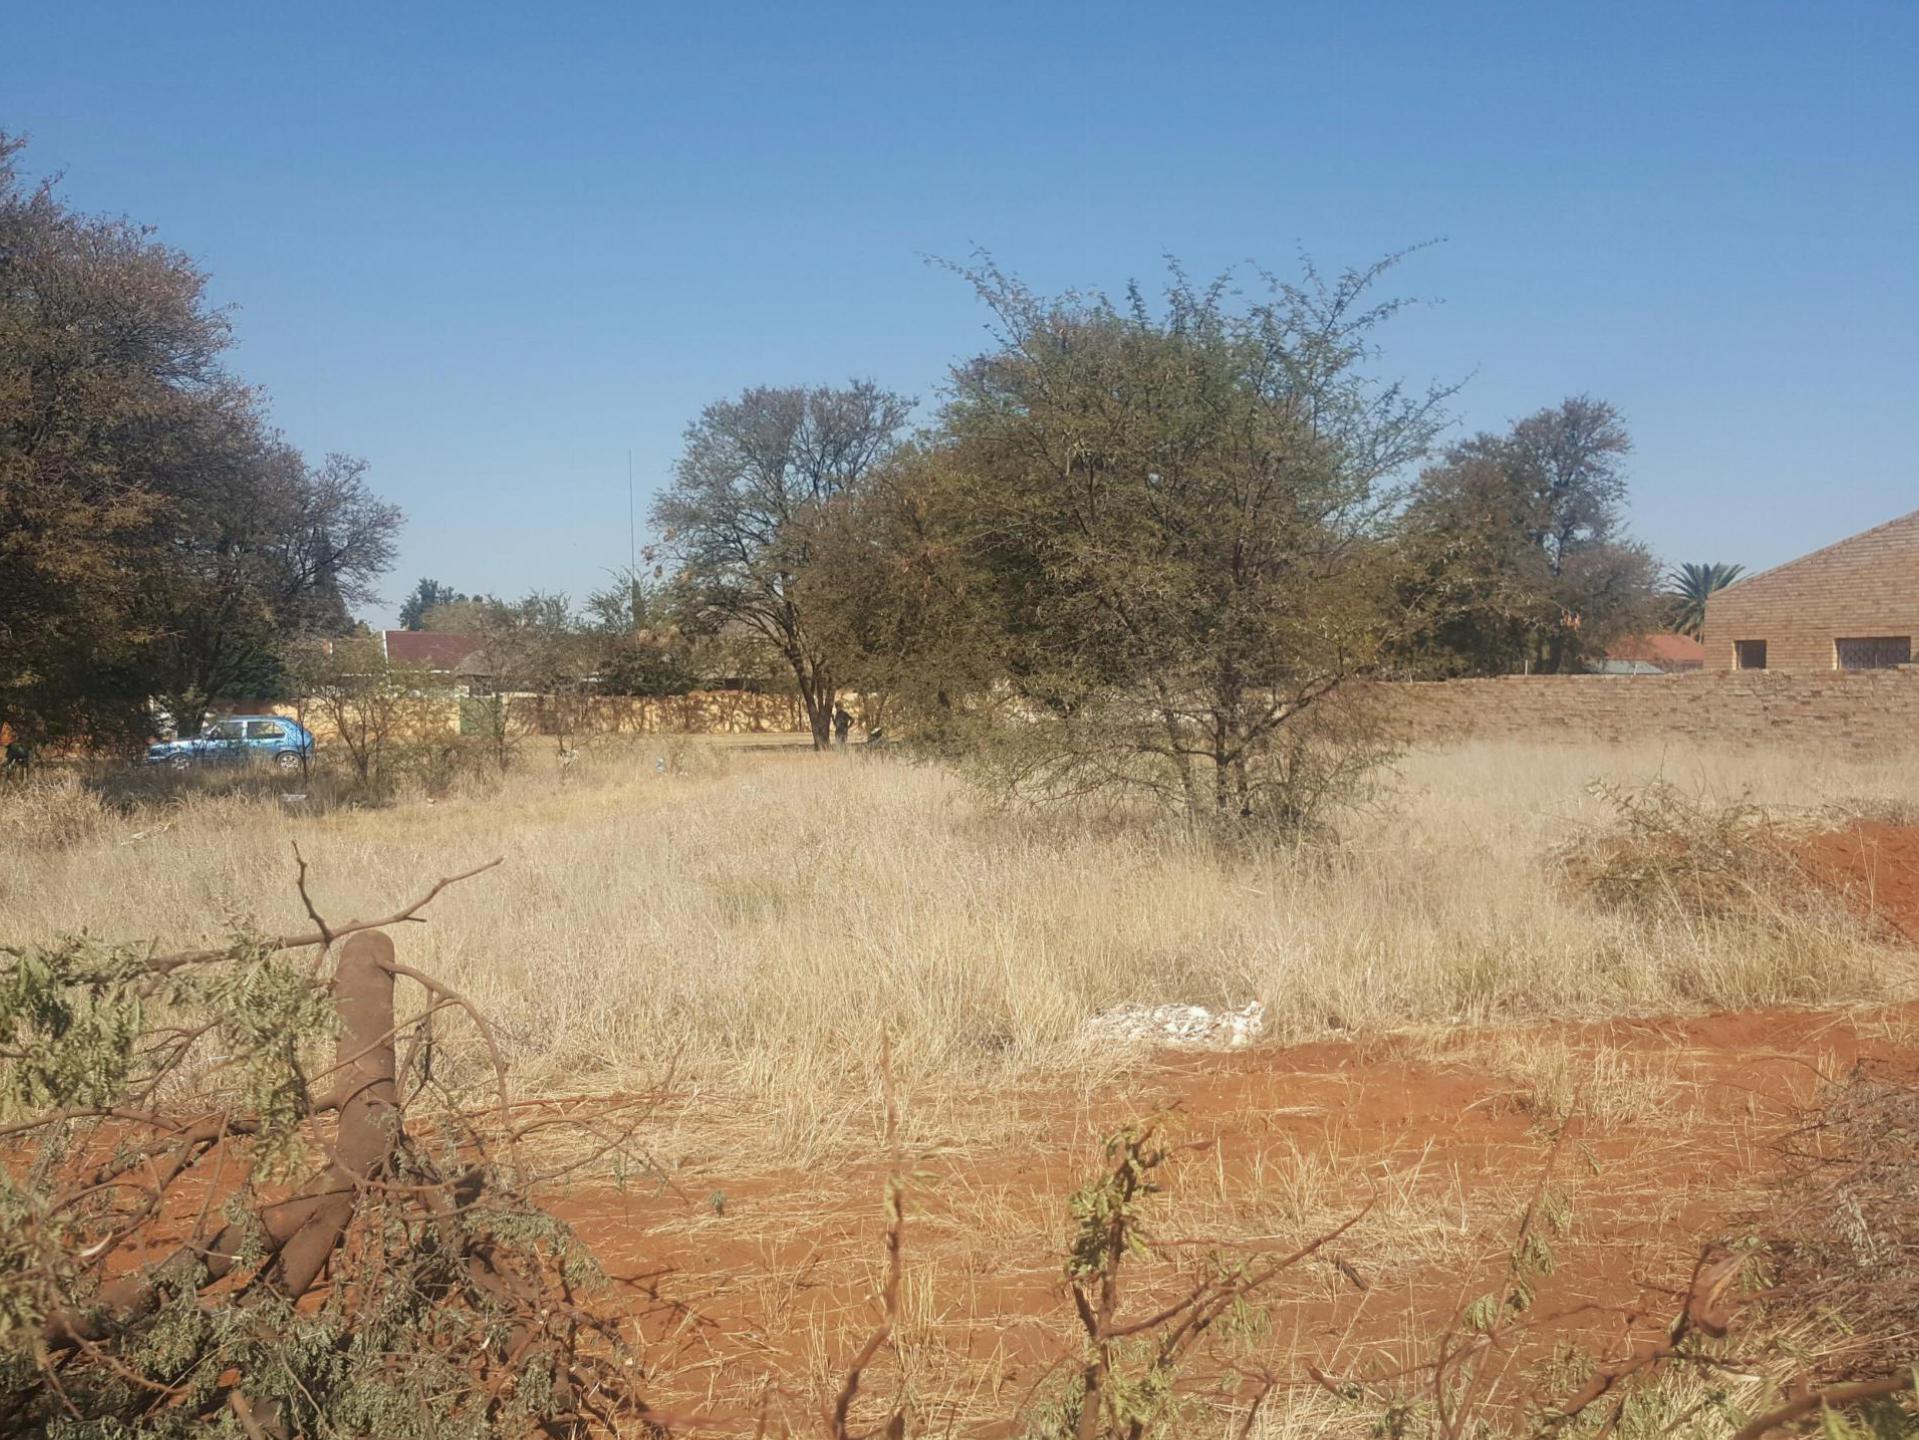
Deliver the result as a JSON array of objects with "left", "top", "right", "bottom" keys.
[{"left": 1371, "top": 670, "right": 1919, "bottom": 755}]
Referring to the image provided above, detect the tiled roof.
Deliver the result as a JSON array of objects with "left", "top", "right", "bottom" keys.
[
  {"left": 1605, "top": 632, "right": 1707, "bottom": 666},
  {"left": 382, "top": 630, "right": 484, "bottom": 670}
]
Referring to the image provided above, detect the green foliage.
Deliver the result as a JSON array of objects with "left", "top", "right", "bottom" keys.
[
  {"left": 1395, "top": 397, "right": 1659, "bottom": 676},
  {"left": 0, "top": 132, "right": 401, "bottom": 746},
  {"left": 1040, "top": 1121, "right": 1287, "bottom": 1440},
  {"left": 652, "top": 381, "right": 913, "bottom": 747},
  {"left": 1065, "top": 1123, "right": 1166, "bottom": 1287},
  {"left": 397, "top": 578, "right": 489, "bottom": 631},
  {"left": 800, "top": 256, "right": 1445, "bottom": 829},
  {"left": 0, "top": 937, "right": 150, "bottom": 1114},
  {"left": 1665, "top": 562, "right": 1745, "bottom": 638}
]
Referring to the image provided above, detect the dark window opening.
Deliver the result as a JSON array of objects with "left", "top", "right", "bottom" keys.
[
  {"left": 1734, "top": 639, "right": 1767, "bottom": 671},
  {"left": 1836, "top": 636, "right": 1912, "bottom": 670}
]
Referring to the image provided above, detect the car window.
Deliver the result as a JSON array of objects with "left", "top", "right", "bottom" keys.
[
  {"left": 206, "top": 721, "right": 244, "bottom": 740},
  {"left": 246, "top": 720, "right": 286, "bottom": 739}
]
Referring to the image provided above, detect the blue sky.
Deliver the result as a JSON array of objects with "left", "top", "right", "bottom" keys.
[{"left": 5, "top": 2, "right": 1914, "bottom": 624}]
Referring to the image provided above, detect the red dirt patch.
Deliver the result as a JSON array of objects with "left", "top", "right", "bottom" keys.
[
  {"left": 1799, "top": 821, "right": 1919, "bottom": 943},
  {"left": 549, "top": 1002, "right": 1919, "bottom": 1430}
]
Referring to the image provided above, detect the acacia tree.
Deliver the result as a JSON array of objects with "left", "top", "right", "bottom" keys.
[
  {"left": 846, "top": 259, "right": 1449, "bottom": 825},
  {"left": 460, "top": 593, "right": 591, "bottom": 772},
  {"left": 793, "top": 446, "right": 1004, "bottom": 739},
  {"left": 1397, "top": 398, "right": 1658, "bottom": 674},
  {"left": 652, "top": 383, "right": 912, "bottom": 749},
  {"left": 583, "top": 565, "right": 695, "bottom": 698}
]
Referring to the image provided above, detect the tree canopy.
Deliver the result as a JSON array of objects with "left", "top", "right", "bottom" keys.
[
  {"left": 1396, "top": 397, "right": 1658, "bottom": 675},
  {"left": 651, "top": 382, "right": 912, "bottom": 748},
  {"left": 1665, "top": 561, "right": 1744, "bottom": 638},
  {"left": 797, "top": 258, "right": 1450, "bottom": 824},
  {"left": 0, "top": 134, "right": 400, "bottom": 743}
]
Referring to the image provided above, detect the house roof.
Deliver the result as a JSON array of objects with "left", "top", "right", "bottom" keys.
[
  {"left": 381, "top": 630, "right": 484, "bottom": 670},
  {"left": 453, "top": 645, "right": 509, "bottom": 677},
  {"left": 1718, "top": 507, "right": 1919, "bottom": 599},
  {"left": 1605, "top": 633, "right": 1707, "bottom": 666}
]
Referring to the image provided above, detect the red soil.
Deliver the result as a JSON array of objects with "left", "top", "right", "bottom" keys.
[
  {"left": 552, "top": 1001, "right": 1919, "bottom": 1428},
  {"left": 1799, "top": 821, "right": 1919, "bottom": 943}
]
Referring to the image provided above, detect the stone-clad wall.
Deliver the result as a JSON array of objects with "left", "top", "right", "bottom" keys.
[{"left": 1376, "top": 670, "right": 1919, "bottom": 754}]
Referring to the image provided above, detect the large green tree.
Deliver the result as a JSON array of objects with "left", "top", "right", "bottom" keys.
[
  {"left": 0, "top": 134, "right": 399, "bottom": 742},
  {"left": 397, "top": 577, "right": 477, "bottom": 630},
  {"left": 1396, "top": 397, "right": 1658, "bottom": 675},
  {"left": 820, "top": 259, "right": 1448, "bottom": 824},
  {"left": 652, "top": 382, "right": 911, "bottom": 748}
]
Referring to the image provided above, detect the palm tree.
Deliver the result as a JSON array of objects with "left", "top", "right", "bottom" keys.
[{"left": 1666, "top": 562, "right": 1744, "bottom": 637}]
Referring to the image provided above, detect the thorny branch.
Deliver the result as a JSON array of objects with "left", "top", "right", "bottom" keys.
[
  {"left": 140, "top": 856, "right": 504, "bottom": 974},
  {"left": 2, "top": 854, "right": 668, "bottom": 1439}
]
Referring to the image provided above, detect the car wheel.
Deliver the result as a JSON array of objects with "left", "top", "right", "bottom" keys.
[
  {"left": 169, "top": 754, "right": 191, "bottom": 771},
  {"left": 275, "top": 750, "right": 301, "bottom": 772}
]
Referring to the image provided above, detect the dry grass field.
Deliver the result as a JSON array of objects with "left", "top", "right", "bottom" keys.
[
  {"left": 5, "top": 737, "right": 1918, "bottom": 1434},
  {"left": 4, "top": 739, "right": 1914, "bottom": 1156}
]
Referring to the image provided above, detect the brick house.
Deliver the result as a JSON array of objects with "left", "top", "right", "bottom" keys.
[{"left": 1700, "top": 508, "right": 1919, "bottom": 672}]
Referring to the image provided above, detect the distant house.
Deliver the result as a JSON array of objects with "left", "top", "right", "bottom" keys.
[
  {"left": 380, "top": 630, "right": 484, "bottom": 672},
  {"left": 376, "top": 629, "right": 515, "bottom": 696},
  {"left": 1699, "top": 509, "right": 1919, "bottom": 673},
  {"left": 1595, "top": 633, "right": 1707, "bottom": 674}
]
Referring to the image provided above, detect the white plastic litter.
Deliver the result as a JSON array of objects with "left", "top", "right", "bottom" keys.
[{"left": 1083, "top": 1000, "right": 1267, "bottom": 1051}]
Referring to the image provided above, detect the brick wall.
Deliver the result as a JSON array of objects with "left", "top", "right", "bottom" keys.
[
  {"left": 1376, "top": 670, "right": 1919, "bottom": 755},
  {"left": 1699, "top": 509, "right": 1919, "bottom": 672},
  {"left": 276, "top": 690, "right": 808, "bottom": 743}
]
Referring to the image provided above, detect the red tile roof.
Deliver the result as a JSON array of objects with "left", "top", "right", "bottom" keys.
[
  {"left": 1605, "top": 632, "right": 1707, "bottom": 667},
  {"left": 382, "top": 630, "right": 484, "bottom": 670}
]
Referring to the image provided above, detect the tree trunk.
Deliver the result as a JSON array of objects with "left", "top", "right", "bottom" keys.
[
  {"left": 45, "top": 932, "right": 401, "bottom": 1352},
  {"left": 798, "top": 670, "right": 834, "bottom": 750},
  {"left": 1543, "top": 630, "right": 1567, "bottom": 674}
]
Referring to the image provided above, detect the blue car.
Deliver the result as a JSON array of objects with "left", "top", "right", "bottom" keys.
[{"left": 146, "top": 716, "right": 315, "bottom": 772}]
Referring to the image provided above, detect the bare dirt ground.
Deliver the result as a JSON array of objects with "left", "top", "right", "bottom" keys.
[
  {"left": 538, "top": 825, "right": 1919, "bottom": 1433},
  {"left": 1800, "top": 819, "right": 1919, "bottom": 946}
]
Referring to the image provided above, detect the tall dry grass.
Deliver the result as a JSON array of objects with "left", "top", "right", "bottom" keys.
[{"left": 3, "top": 738, "right": 1915, "bottom": 1161}]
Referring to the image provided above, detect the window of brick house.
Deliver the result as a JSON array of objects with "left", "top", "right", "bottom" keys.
[
  {"left": 1835, "top": 636, "right": 1912, "bottom": 670},
  {"left": 1734, "top": 640, "right": 1767, "bottom": 671}
]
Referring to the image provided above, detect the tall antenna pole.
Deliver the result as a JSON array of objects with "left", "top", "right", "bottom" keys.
[{"left": 627, "top": 449, "right": 640, "bottom": 631}]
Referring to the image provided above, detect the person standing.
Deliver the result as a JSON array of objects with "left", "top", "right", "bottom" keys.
[
  {"left": 1, "top": 717, "right": 28, "bottom": 781},
  {"left": 832, "top": 703, "right": 853, "bottom": 746}
]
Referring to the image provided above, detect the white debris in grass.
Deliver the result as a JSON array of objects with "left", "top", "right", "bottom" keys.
[{"left": 1083, "top": 1000, "right": 1267, "bottom": 1051}]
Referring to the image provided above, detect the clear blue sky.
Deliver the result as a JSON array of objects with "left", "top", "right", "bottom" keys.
[{"left": 6, "top": 2, "right": 1914, "bottom": 625}]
